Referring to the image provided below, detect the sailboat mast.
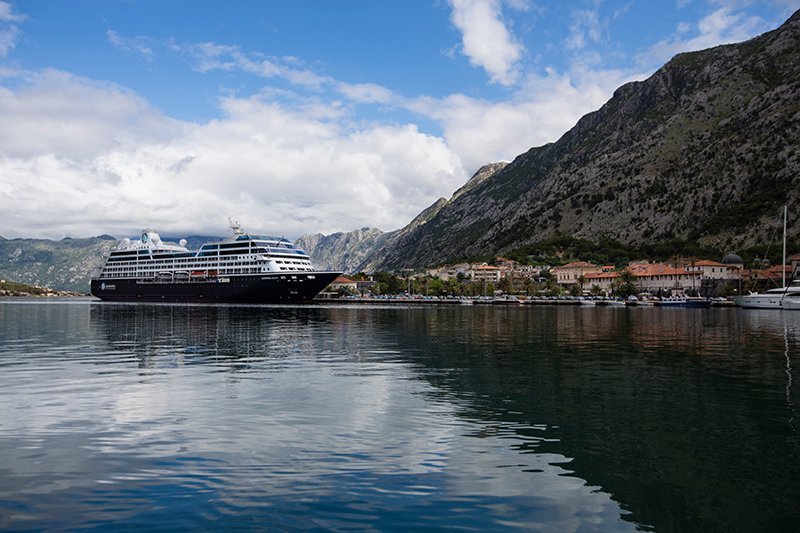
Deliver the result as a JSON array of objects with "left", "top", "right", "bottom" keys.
[{"left": 783, "top": 205, "right": 787, "bottom": 289}]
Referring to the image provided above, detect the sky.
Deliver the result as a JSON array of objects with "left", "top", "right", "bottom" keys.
[{"left": 0, "top": 0, "right": 798, "bottom": 240}]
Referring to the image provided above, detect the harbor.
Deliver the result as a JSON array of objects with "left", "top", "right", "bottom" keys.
[{"left": 315, "top": 294, "right": 739, "bottom": 307}]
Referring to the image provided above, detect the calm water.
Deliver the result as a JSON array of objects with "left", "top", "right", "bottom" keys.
[{"left": 1, "top": 301, "right": 799, "bottom": 531}]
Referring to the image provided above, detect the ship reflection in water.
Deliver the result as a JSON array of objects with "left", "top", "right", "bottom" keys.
[{"left": 0, "top": 301, "right": 798, "bottom": 530}]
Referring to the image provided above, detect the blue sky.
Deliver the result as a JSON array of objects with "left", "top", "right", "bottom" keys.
[{"left": 0, "top": 0, "right": 798, "bottom": 239}]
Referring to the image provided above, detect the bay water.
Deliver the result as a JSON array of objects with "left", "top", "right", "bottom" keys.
[{"left": 1, "top": 300, "right": 798, "bottom": 531}]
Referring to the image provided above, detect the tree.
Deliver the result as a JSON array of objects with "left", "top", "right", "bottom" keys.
[
  {"left": 499, "top": 276, "right": 514, "bottom": 295},
  {"left": 429, "top": 278, "right": 446, "bottom": 296},
  {"left": 546, "top": 280, "right": 563, "bottom": 297},
  {"left": 522, "top": 277, "right": 535, "bottom": 295},
  {"left": 577, "top": 274, "right": 586, "bottom": 293},
  {"left": 612, "top": 269, "right": 638, "bottom": 298},
  {"left": 373, "top": 271, "right": 404, "bottom": 295}
]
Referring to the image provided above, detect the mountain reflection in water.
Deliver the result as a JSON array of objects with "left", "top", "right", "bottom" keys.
[{"left": 0, "top": 301, "right": 798, "bottom": 531}]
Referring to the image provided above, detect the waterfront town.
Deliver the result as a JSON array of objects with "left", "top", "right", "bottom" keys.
[{"left": 326, "top": 253, "right": 800, "bottom": 300}]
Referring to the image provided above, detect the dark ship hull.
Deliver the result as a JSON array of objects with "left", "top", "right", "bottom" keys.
[{"left": 91, "top": 271, "right": 341, "bottom": 303}]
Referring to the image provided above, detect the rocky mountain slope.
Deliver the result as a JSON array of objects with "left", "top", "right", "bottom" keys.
[
  {"left": 295, "top": 227, "right": 388, "bottom": 273},
  {"left": 367, "top": 10, "right": 800, "bottom": 270},
  {"left": 0, "top": 236, "right": 117, "bottom": 292}
]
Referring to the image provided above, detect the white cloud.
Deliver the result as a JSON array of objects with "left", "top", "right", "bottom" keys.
[
  {"left": 175, "top": 39, "right": 404, "bottom": 108},
  {"left": 0, "top": 1, "right": 24, "bottom": 22},
  {"left": 0, "top": 69, "right": 183, "bottom": 158},
  {"left": 0, "top": 70, "right": 464, "bottom": 239},
  {"left": 408, "top": 66, "right": 640, "bottom": 173},
  {"left": 0, "top": 0, "right": 24, "bottom": 58},
  {"left": 106, "top": 30, "right": 156, "bottom": 60},
  {"left": 639, "top": 7, "right": 769, "bottom": 67},
  {"left": 448, "top": 0, "right": 523, "bottom": 85},
  {"left": 566, "top": 3, "right": 604, "bottom": 51},
  {"left": 770, "top": 0, "right": 800, "bottom": 16},
  {"left": 0, "top": 23, "right": 17, "bottom": 57},
  {"left": 177, "top": 40, "right": 331, "bottom": 90},
  {"left": 335, "top": 82, "right": 396, "bottom": 105}
]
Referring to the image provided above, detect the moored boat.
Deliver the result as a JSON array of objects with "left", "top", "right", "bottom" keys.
[
  {"left": 782, "top": 294, "right": 800, "bottom": 310},
  {"left": 734, "top": 283, "right": 800, "bottom": 309},
  {"left": 735, "top": 206, "right": 799, "bottom": 310}
]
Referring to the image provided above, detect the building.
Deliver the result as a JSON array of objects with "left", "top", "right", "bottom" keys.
[
  {"left": 427, "top": 263, "right": 471, "bottom": 281},
  {"left": 583, "top": 271, "right": 619, "bottom": 294},
  {"left": 551, "top": 261, "right": 602, "bottom": 286},
  {"left": 356, "top": 280, "right": 378, "bottom": 295},
  {"left": 721, "top": 253, "right": 745, "bottom": 271},
  {"left": 585, "top": 263, "right": 701, "bottom": 294},
  {"left": 470, "top": 265, "right": 503, "bottom": 283},
  {"left": 328, "top": 275, "right": 358, "bottom": 293},
  {"left": 686, "top": 260, "right": 737, "bottom": 280},
  {"left": 626, "top": 263, "right": 702, "bottom": 294}
]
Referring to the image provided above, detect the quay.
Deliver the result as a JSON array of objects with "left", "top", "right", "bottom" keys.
[{"left": 314, "top": 296, "right": 737, "bottom": 307}]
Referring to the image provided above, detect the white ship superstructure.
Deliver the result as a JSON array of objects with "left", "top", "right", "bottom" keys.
[{"left": 98, "top": 227, "right": 315, "bottom": 281}]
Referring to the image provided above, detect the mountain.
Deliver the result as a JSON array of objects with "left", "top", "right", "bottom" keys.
[
  {"left": 367, "top": 10, "right": 800, "bottom": 270},
  {"left": 295, "top": 228, "right": 389, "bottom": 273},
  {"left": 0, "top": 235, "right": 117, "bottom": 292}
]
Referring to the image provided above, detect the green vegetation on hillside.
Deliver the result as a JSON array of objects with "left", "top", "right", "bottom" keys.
[{"left": 499, "top": 235, "right": 793, "bottom": 269}]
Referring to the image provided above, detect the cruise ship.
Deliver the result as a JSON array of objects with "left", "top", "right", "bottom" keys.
[{"left": 90, "top": 223, "right": 341, "bottom": 303}]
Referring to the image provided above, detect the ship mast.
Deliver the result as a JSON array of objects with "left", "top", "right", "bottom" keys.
[{"left": 783, "top": 205, "right": 787, "bottom": 289}]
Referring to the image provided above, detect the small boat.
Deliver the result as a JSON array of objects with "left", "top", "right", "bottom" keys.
[
  {"left": 682, "top": 296, "right": 712, "bottom": 308},
  {"left": 654, "top": 296, "right": 711, "bottom": 308},
  {"left": 595, "top": 299, "right": 624, "bottom": 306}
]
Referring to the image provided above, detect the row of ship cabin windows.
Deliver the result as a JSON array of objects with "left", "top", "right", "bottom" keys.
[
  {"left": 107, "top": 258, "right": 311, "bottom": 266},
  {"left": 104, "top": 259, "right": 312, "bottom": 268},
  {"left": 102, "top": 261, "right": 314, "bottom": 276}
]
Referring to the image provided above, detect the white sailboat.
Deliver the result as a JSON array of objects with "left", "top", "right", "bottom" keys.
[{"left": 734, "top": 206, "right": 800, "bottom": 309}]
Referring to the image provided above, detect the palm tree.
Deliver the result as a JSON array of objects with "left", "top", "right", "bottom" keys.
[
  {"left": 613, "top": 269, "right": 638, "bottom": 298},
  {"left": 577, "top": 274, "right": 586, "bottom": 295}
]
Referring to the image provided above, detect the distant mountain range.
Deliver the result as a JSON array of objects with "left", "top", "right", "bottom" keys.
[
  {"left": 0, "top": 234, "right": 221, "bottom": 292},
  {"left": 0, "top": 235, "right": 116, "bottom": 293},
  {"left": 4, "top": 11, "right": 800, "bottom": 288}
]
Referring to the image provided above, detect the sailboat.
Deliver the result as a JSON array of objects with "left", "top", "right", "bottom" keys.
[{"left": 734, "top": 206, "right": 800, "bottom": 309}]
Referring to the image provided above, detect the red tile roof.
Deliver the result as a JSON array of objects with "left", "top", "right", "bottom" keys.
[
  {"left": 554, "top": 261, "right": 597, "bottom": 269},
  {"left": 627, "top": 263, "right": 700, "bottom": 277},
  {"left": 692, "top": 260, "right": 726, "bottom": 267}
]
